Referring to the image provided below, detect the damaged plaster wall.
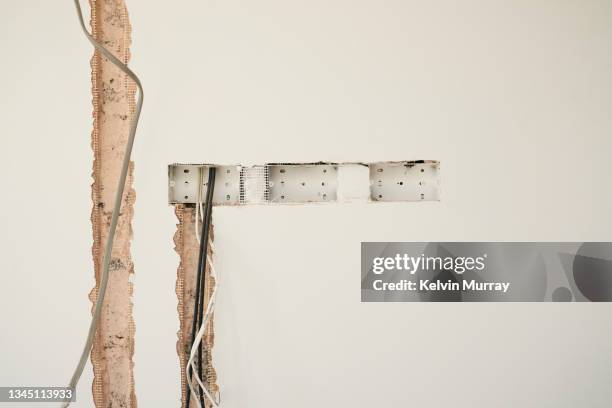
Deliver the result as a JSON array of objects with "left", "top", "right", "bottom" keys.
[
  {"left": 2, "top": 1, "right": 612, "bottom": 407},
  {"left": 1, "top": 1, "right": 136, "bottom": 407},
  {"left": 174, "top": 206, "right": 219, "bottom": 407},
  {"left": 89, "top": 0, "right": 136, "bottom": 406}
]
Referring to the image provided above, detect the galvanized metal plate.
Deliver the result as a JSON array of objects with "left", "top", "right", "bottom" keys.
[
  {"left": 369, "top": 161, "right": 440, "bottom": 202},
  {"left": 169, "top": 164, "right": 241, "bottom": 205},
  {"left": 268, "top": 164, "right": 338, "bottom": 203},
  {"left": 168, "top": 161, "right": 440, "bottom": 205}
]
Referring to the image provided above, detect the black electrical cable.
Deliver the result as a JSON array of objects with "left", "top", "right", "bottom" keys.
[
  {"left": 186, "top": 167, "right": 216, "bottom": 408},
  {"left": 197, "top": 167, "right": 216, "bottom": 407}
]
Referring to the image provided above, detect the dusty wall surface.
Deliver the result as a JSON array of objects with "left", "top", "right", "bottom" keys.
[{"left": 89, "top": 0, "right": 136, "bottom": 406}]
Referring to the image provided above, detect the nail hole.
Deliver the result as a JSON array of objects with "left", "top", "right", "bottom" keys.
[
  {"left": 420, "top": 168, "right": 424, "bottom": 173},
  {"left": 184, "top": 169, "right": 190, "bottom": 173},
  {"left": 184, "top": 195, "right": 189, "bottom": 199}
]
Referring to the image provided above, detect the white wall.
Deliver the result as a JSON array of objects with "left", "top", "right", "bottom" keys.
[
  {"left": 0, "top": 2, "right": 95, "bottom": 407},
  {"left": 1, "top": 0, "right": 612, "bottom": 407}
]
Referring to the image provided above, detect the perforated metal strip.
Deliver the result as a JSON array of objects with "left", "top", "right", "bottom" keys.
[{"left": 169, "top": 161, "right": 441, "bottom": 205}]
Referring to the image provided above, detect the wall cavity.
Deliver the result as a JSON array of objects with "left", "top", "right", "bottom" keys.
[{"left": 174, "top": 206, "right": 219, "bottom": 407}]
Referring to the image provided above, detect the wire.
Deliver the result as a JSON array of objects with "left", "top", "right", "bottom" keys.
[
  {"left": 186, "top": 167, "right": 216, "bottom": 407},
  {"left": 198, "top": 168, "right": 215, "bottom": 407},
  {"left": 187, "top": 255, "right": 220, "bottom": 408},
  {"left": 64, "top": 1, "right": 143, "bottom": 407},
  {"left": 195, "top": 167, "right": 204, "bottom": 244}
]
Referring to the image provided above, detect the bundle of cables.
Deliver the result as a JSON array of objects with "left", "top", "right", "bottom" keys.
[{"left": 186, "top": 167, "right": 221, "bottom": 408}]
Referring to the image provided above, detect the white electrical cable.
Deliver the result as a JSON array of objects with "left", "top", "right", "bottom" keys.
[
  {"left": 186, "top": 242, "right": 221, "bottom": 408},
  {"left": 64, "top": 1, "right": 143, "bottom": 407},
  {"left": 187, "top": 255, "right": 219, "bottom": 407}
]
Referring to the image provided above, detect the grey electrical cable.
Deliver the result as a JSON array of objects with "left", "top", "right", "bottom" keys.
[{"left": 63, "top": 1, "right": 143, "bottom": 406}]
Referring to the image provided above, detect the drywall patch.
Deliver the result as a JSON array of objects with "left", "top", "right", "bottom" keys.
[
  {"left": 337, "top": 164, "right": 370, "bottom": 201},
  {"left": 89, "top": 0, "right": 136, "bottom": 407}
]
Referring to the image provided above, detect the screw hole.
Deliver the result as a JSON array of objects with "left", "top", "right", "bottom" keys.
[
  {"left": 399, "top": 181, "right": 403, "bottom": 186},
  {"left": 184, "top": 195, "right": 188, "bottom": 199},
  {"left": 420, "top": 168, "right": 424, "bottom": 173},
  {"left": 184, "top": 169, "right": 190, "bottom": 173}
]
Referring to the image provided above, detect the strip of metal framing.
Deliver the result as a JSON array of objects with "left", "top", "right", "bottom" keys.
[{"left": 169, "top": 160, "right": 440, "bottom": 205}]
